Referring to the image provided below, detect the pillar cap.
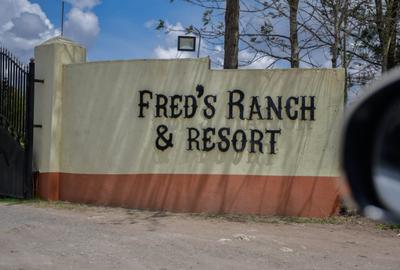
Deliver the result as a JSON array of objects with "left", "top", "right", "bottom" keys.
[{"left": 39, "top": 36, "right": 83, "bottom": 48}]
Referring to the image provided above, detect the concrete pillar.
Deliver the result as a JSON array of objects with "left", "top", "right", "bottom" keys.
[{"left": 33, "top": 37, "right": 86, "bottom": 200}]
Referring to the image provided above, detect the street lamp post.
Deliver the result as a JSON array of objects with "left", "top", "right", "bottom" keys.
[{"left": 196, "top": 30, "right": 202, "bottom": 58}]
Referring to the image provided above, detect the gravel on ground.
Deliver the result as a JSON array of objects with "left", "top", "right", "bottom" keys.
[{"left": 0, "top": 201, "right": 399, "bottom": 270}]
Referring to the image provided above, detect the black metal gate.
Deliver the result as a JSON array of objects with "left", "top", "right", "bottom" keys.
[{"left": 0, "top": 47, "right": 35, "bottom": 199}]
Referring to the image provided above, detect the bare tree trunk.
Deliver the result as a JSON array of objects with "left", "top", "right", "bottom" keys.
[
  {"left": 224, "top": 0, "right": 239, "bottom": 69},
  {"left": 374, "top": 0, "right": 399, "bottom": 72},
  {"left": 342, "top": 0, "right": 349, "bottom": 103},
  {"left": 374, "top": 0, "right": 388, "bottom": 72},
  {"left": 289, "top": 0, "right": 300, "bottom": 68},
  {"left": 387, "top": 0, "right": 399, "bottom": 69},
  {"left": 332, "top": 0, "right": 340, "bottom": 68}
]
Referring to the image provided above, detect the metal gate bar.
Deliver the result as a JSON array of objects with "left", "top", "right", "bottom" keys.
[{"left": 0, "top": 47, "right": 35, "bottom": 198}]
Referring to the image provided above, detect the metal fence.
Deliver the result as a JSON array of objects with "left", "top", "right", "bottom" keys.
[{"left": 0, "top": 47, "right": 35, "bottom": 198}]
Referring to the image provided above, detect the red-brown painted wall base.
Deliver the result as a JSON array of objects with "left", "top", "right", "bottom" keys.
[
  {"left": 36, "top": 173, "right": 60, "bottom": 201},
  {"left": 37, "top": 173, "right": 340, "bottom": 217}
]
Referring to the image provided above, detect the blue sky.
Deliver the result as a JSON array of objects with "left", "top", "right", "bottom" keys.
[
  {"left": 1, "top": 0, "right": 204, "bottom": 61},
  {"left": 0, "top": 0, "right": 278, "bottom": 68},
  {"left": 36, "top": 0, "right": 204, "bottom": 60},
  {"left": 0, "top": 0, "right": 363, "bottom": 102}
]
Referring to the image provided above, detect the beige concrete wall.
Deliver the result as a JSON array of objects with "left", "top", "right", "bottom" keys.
[
  {"left": 33, "top": 38, "right": 344, "bottom": 216},
  {"left": 33, "top": 37, "right": 86, "bottom": 173},
  {"left": 57, "top": 58, "right": 344, "bottom": 177}
]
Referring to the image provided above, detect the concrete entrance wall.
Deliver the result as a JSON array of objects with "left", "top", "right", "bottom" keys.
[{"left": 33, "top": 37, "right": 344, "bottom": 217}]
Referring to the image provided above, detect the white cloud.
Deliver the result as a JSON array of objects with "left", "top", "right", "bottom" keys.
[
  {"left": 64, "top": 0, "right": 101, "bottom": 10},
  {"left": 239, "top": 50, "right": 274, "bottom": 69},
  {"left": 144, "top": 19, "right": 157, "bottom": 29},
  {"left": 64, "top": 7, "right": 100, "bottom": 47},
  {"left": 153, "top": 21, "right": 197, "bottom": 59},
  {"left": 0, "top": 0, "right": 101, "bottom": 61},
  {"left": 163, "top": 22, "right": 188, "bottom": 45},
  {"left": 0, "top": 0, "right": 58, "bottom": 61},
  {"left": 151, "top": 21, "right": 274, "bottom": 68},
  {"left": 10, "top": 12, "right": 48, "bottom": 39},
  {"left": 154, "top": 46, "right": 193, "bottom": 59}
]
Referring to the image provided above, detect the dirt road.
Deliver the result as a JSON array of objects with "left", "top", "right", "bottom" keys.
[{"left": 0, "top": 201, "right": 399, "bottom": 270}]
